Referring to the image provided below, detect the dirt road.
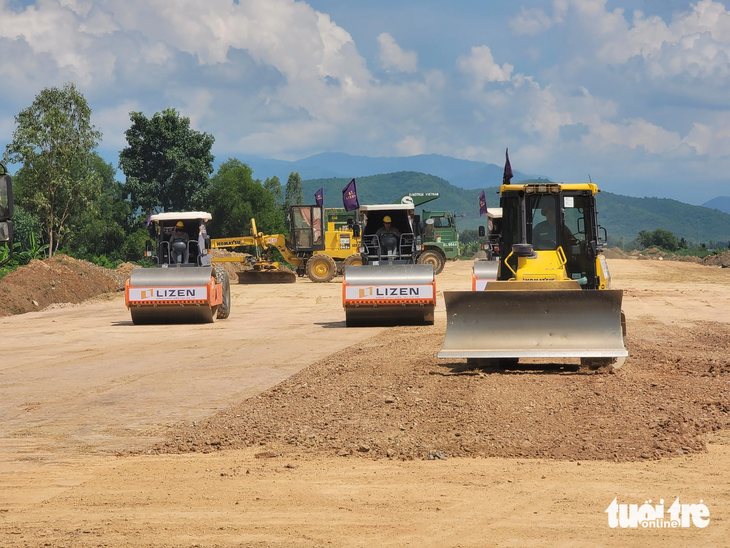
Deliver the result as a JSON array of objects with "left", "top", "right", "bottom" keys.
[{"left": 1, "top": 259, "right": 729, "bottom": 546}]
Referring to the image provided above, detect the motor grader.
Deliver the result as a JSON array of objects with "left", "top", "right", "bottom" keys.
[
  {"left": 125, "top": 212, "right": 231, "bottom": 324},
  {"left": 210, "top": 204, "right": 361, "bottom": 284},
  {"left": 438, "top": 181, "right": 627, "bottom": 369}
]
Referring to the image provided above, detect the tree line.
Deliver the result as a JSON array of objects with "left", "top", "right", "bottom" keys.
[{"left": 2, "top": 83, "right": 305, "bottom": 271}]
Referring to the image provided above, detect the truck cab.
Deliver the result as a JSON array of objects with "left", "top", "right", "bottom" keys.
[{"left": 419, "top": 210, "right": 459, "bottom": 274}]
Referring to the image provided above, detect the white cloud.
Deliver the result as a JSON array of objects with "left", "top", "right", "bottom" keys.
[
  {"left": 683, "top": 117, "right": 730, "bottom": 156},
  {"left": 457, "top": 45, "right": 514, "bottom": 87},
  {"left": 377, "top": 32, "right": 418, "bottom": 73},
  {"left": 93, "top": 100, "right": 140, "bottom": 149},
  {"left": 2, "top": 0, "right": 730, "bottom": 203},
  {"left": 510, "top": 0, "right": 568, "bottom": 36},
  {"left": 395, "top": 135, "right": 425, "bottom": 156}
]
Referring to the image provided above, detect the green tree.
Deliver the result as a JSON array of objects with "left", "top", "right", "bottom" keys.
[
  {"left": 4, "top": 83, "right": 103, "bottom": 257},
  {"left": 204, "top": 159, "right": 285, "bottom": 238},
  {"left": 118, "top": 108, "right": 214, "bottom": 213},
  {"left": 636, "top": 228, "right": 678, "bottom": 251},
  {"left": 284, "top": 171, "right": 303, "bottom": 210},
  {"left": 64, "top": 153, "right": 137, "bottom": 261},
  {"left": 263, "top": 175, "right": 283, "bottom": 206}
]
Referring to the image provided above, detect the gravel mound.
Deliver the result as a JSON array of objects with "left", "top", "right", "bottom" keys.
[{"left": 152, "top": 319, "right": 730, "bottom": 463}]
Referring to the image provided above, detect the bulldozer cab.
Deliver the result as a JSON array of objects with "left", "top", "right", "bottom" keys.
[
  {"left": 499, "top": 184, "right": 602, "bottom": 288},
  {"left": 287, "top": 205, "right": 325, "bottom": 252}
]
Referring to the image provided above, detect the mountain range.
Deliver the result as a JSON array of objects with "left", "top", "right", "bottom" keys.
[
  {"left": 238, "top": 152, "right": 534, "bottom": 190},
  {"left": 299, "top": 172, "right": 730, "bottom": 245},
  {"left": 702, "top": 196, "right": 730, "bottom": 215}
]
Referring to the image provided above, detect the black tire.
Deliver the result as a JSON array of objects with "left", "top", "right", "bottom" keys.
[
  {"left": 417, "top": 250, "right": 445, "bottom": 275},
  {"left": 341, "top": 253, "right": 362, "bottom": 274},
  {"left": 306, "top": 254, "right": 337, "bottom": 283},
  {"left": 214, "top": 267, "right": 231, "bottom": 319}
]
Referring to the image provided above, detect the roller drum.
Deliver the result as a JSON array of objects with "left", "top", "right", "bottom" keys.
[
  {"left": 128, "top": 266, "right": 217, "bottom": 325},
  {"left": 343, "top": 263, "right": 435, "bottom": 327}
]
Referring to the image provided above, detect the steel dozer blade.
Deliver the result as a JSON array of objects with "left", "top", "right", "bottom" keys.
[
  {"left": 237, "top": 268, "right": 296, "bottom": 284},
  {"left": 438, "top": 289, "right": 627, "bottom": 360},
  {"left": 126, "top": 266, "right": 221, "bottom": 325},
  {"left": 343, "top": 264, "right": 436, "bottom": 327}
]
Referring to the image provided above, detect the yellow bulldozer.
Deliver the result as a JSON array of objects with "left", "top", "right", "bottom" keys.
[
  {"left": 211, "top": 205, "right": 361, "bottom": 283},
  {"left": 438, "top": 181, "right": 627, "bottom": 370}
]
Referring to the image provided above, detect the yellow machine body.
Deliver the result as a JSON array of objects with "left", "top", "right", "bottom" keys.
[{"left": 439, "top": 182, "right": 627, "bottom": 368}]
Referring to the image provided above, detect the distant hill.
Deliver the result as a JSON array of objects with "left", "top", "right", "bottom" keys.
[
  {"left": 240, "top": 152, "right": 536, "bottom": 190},
  {"left": 597, "top": 193, "right": 730, "bottom": 245},
  {"left": 703, "top": 196, "right": 730, "bottom": 215},
  {"left": 302, "top": 172, "right": 730, "bottom": 244}
]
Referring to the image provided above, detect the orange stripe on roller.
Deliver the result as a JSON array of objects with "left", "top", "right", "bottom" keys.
[
  {"left": 128, "top": 300, "right": 210, "bottom": 306},
  {"left": 344, "top": 299, "right": 434, "bottom": 306}
]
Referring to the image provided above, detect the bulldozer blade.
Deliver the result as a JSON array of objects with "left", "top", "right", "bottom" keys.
[
  {"left": 237, "top": 269, "right": 296, "bottom": 284},
  {"left": 438, "top": 289, "right": 627, "bottom": 360}
]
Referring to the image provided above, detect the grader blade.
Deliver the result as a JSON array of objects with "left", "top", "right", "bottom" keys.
[
  {"left": 343, "top": 264, "right": 436, "bottom": 327},
  {"left": 438, "top": 289, "right": 627, "bottom": 360}
]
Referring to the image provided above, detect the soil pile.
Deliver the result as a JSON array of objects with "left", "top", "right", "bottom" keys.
[
  {"left": 0, "top": 255, "right": 130, "bottom": 317},
  {"left": 153, "top": 319, "right": 730, "bottom": 463}
]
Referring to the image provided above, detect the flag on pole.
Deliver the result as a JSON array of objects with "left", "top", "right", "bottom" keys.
[
  {"left": 479, "top": 191, "right": 487, "bottom": 216},
  {"left": 145, "top": 210, "right": 153, "bottom": 227},
  {"left": 503, "top": 148, "right": 513, "bottom": 185},
  {"left": 315, "top": 187, "right": 323, "bottom": 207},
  {"left": 342, "top": 178, "right": 359, "bottom": 211}
]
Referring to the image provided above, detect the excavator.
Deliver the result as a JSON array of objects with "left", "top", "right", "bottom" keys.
[
  {"left": 211, "top": 205, "right": 361, "bottom": 283},
  {"left": 438, "top": 181, "right": 627, "bottom": 369}
]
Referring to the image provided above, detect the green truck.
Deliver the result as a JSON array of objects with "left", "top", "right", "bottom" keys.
[{"left": 397, "top": 193, "right": 459, "bottom": 275}]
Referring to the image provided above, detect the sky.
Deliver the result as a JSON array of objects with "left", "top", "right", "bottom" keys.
[{"left": 1, "top": 0, "right": 729, "bottom": 204}]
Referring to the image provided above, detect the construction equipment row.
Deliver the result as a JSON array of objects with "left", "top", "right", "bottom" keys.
[{"left": 110, "top": 173, "right": 628, "bottom": 369}]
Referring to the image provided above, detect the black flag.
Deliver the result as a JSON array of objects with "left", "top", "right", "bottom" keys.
[{"left": 503, "top": 148, "right": 513, "bottom": 185}]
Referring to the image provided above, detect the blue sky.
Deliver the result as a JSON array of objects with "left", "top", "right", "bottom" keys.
[{"left": 1, "top": 0, "right": 729, "bottom": 204}]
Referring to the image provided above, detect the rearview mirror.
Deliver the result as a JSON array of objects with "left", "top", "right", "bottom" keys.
[
  {"left": 0, "top": 221, "right": 12, "bottom": 243},
  {"left": 478, "top": 226, "right": 486, "bottom": 237}
]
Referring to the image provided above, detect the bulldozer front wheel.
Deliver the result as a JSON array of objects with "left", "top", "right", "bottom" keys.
[
  {"left": 418, "top": 250, "right": 445, "bottom": 275},
  {"left": 306, "top": 254, "right": 337, "bottom": 283},
  {"left": 341, "top": 253, "right": 362, "bottom": 274},
  {"left": 214, "top": 267, "right": 231, "bottom": 319}
]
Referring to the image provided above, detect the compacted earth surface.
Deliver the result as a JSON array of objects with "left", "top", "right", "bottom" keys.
[{"left": 0, "top": 254, "right": 729, "bottom": 547}]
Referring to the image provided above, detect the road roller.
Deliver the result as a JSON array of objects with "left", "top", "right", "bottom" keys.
[{"left": 125, "top": 212, "right": 231, "bottom": 324}]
